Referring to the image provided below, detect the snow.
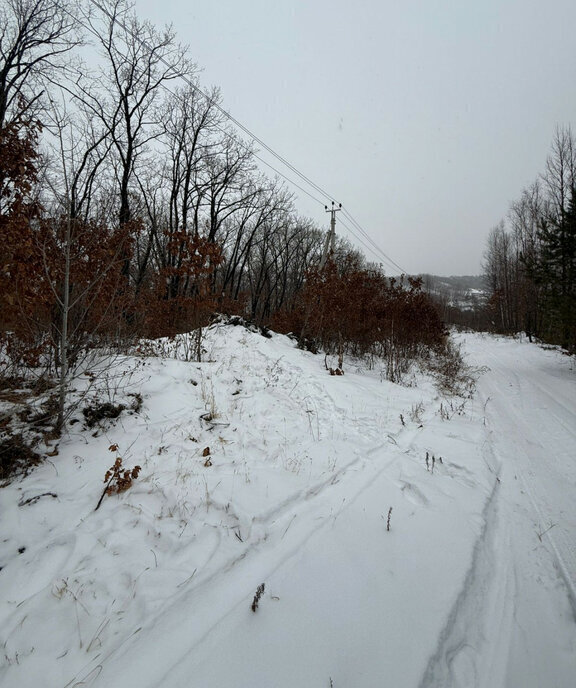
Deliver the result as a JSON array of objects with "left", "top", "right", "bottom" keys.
[{"left": 1, "top": 326, "right": 575, "bottom": 687}]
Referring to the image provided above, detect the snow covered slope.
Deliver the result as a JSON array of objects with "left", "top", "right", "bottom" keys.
[{"left": 1, "top": 326, "right": 574, "bottom": 687}]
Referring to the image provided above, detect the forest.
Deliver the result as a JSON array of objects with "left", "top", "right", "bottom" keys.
[
  {"left": 0, "top": 0, "right": 448, "bottom": 449},
  {"left": 482, "top": 126, "right": 576, "bottom": 352}
]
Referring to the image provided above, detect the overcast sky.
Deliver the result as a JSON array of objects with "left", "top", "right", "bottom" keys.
[{"left": 132, "top": 0, "right": 576, "bottom": 276}]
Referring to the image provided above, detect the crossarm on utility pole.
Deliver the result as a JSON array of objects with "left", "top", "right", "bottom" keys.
[{"left": 320, "top": 201, "right": 342, "bottom": 268}]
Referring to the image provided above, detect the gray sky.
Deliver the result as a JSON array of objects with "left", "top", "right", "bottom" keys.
[{"left": 133, "top": 0, "right": 576, "bottom": 275}]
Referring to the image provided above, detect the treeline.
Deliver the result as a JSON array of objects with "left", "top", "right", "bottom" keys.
[
  {"left": 0, "top": 0, "right": 447, "bottom": 434},
  {"left": 483, "top": 127, "right": 576, "bottom": 351},
  {"left": 0, "top": 0, "right": 328, "bottom": 344}
]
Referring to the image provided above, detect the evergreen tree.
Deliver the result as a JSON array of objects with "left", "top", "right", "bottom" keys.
[{"left": 527, "top": 186, "right": 576, "bottom": 350}]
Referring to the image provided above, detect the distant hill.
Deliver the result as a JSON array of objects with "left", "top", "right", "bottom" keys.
[
  {"left": 419, "top": 274, "right": 487, "bottom": 309},
  {"left": 420, "top": 274, "right": 486, "bottom": 291},
  {"left": 385, "top": 273, "right": 490, "bottom": 329},
  {"left": 417, "top": 274, "right": 489, "bottom": 329}
]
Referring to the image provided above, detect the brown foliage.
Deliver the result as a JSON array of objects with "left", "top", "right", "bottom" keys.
[
  {"left": 39, "top": 215, "right": 133, "bottom": 339},
  {"left": 274, "top": 259, "right": 446, "bottom": 365},
  {"left": 0, "top": 114, "right": 44, "bottom": 331},
  {"left": 103, "top": 456, "right": 141, "bottom": 495},
  {"left": 95, "top": 450, "right": 142, "bottom": 511},
  {"left": 139, "top": 231, "right": 223, "bottom": 337},
  {"left": 0, "top": 433, "right": 42, "bottom": 484},
  {"left": 0, "top": 114, "right": 134, "bottom": 367}
]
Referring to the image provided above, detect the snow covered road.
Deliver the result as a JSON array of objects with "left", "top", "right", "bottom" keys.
[{"left": 435, "top": 334, "right": 576, "bottom": 688}]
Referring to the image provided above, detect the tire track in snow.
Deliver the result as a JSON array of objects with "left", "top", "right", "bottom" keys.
[
  {"left": 417, "top": 478, "right": 515, "bottom": 688},
  {"left": 513, "top": 452, "right": 576, "bottom": 621},
  {"left": 424, "top": 333, "right": 576, "bottom": 688},
  {"left": 77, "top": 437, "right": 406, "bottom": 688},
  {"left": 479, "top": 349, "right": 576, "bottom": 616}
]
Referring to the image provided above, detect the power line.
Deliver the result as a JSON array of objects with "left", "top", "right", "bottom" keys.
[
  {"left": 342, "top": 209, "right": 408, "bottom": 274},
  {"left": 81, "top": 0, "right": 410, "bottom": 272},
  {"left": 252, "top": 153, "right": 325, "bottom": 206},
  {"left": 338, "top": 216, "right": 405, "bottom": 274},
  {"left": 86, "top": 0, "right": 334, "bottom": 202},
  {"left": 68, "top": 1, "right": 326, "bottom": 208}
]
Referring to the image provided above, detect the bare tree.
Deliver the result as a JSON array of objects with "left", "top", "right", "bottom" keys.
[
  {"left": 159, "top": 85, "right": 224, "bottom": 236},
  {"left": 483, "top": 221, "right": 516, "bottom": 332},
  {"left": 508, "top": 181, "right": 545, "bottom": 339},
  {"left": 483, "top": 127, "right": 576, "bottom": 347},
  {"left": 542, "top": 125, "right": 576, "bottom": 224},
  {"left": 203, "top": 133, "right": 258, "bottom": 243},
  {"left": 142, "top": 85, "right": 226, "bottom": 295},
  {"left": 534, "top": 126, "right": 576, "bottom": 348},
  {"left": 76, "top": 0, "right": 192, "bottom": 279},
  {"left": 30, "top": 92, "right": 133, "bottom": 431},
  {"left": 0, "top": 0, "right": 81, "bottom": 127},
  {"left": 43, "top": 90, "right": 114, "bottom": 223},
  {"left": 218, "top": 178, "right": 292, "bottom": 302}
]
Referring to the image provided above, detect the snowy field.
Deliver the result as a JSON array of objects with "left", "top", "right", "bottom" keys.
[{"left": 1, "top": 325, "right": 575, "bottom": 687}]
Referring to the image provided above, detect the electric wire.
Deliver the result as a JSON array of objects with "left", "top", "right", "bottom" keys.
[
  {"left": 342, "top": 209, "right": 407, "bottom": 274},
  {"left": 86, "top": 0, "right": 333, "bottom": 203},
  {"left": 337, "top": 216, "right": 388, "bottom": 263},
  {"left": 70, "top": 0, "right": 327, "bottom": 209},
  {"left": 252, "top": 153, "right": 325, "bottom": 206},
  {"left": 338, "top": 216, "right": 404, "bottom": 274},
  {"left": 80, "top": 0, "right": 410, "bottom": 273}
]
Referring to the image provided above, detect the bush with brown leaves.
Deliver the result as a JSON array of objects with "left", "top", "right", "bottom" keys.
[{"left": 95, "top": 446, "right": 141, "bottom": 510}]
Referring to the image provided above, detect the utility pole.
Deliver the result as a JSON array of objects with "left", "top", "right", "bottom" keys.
[{"left": 320, "top": 201, "right": 342, "bottom": 268}]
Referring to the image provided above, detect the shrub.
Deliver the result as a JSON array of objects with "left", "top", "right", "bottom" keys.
[
  {"left": 95, "top": 448, "right": 141, "bottom": 511},
  {"left": 272, "top": 260, "right": 446, "bottom": 381},
  {"left": 0, "top": 433, "right": 42, "bottom": 484}
]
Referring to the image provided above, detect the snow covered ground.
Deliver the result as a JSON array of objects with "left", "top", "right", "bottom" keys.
[{"left": 1, "top": 326, "right": 575, "bottom": 687}]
